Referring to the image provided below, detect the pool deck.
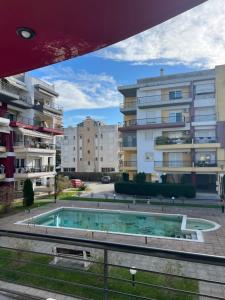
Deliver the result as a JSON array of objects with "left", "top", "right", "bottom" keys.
[{"left": 0, "top": 200, "right": 225, "bottom": 256}]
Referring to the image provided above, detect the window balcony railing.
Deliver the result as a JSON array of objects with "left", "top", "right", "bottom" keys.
[
  {"left": 34, "top": 100, "right": 63, "bottom": 112},
  {"left": 138, "top": 91, "right": 191, "bottom": 107},
  {"left": 14, "top": 141, "right": 55, "bottom": 150},
  {"left": 122, "top": 140, "right": 137, "bottom": 148},
  {"left": 155, "top": 136, "right": 192, "bottom": 145},
  {"left": 0, "top": 230, "right": 224, "bottom": 300},
  {"left": 120, "top": 101, "right": 137, "bottom": 111},
  {"left": 192, "top": 114, "right": 216, "bottom": 122},
  {"left": 194, "top": 137, "right": 217, "bottom": 144},
  {"left": 154, "top": 161, "right": 192, "bottom": 168},
  {"left": 121, "top": 115, "right": 187, "bottom": 128},
  {"left": 15, "top": 165, "right": 54, "bottom": 173},
  {"left": 122, "top": 161, "right": 137, "bottom": 167},
  {"left": 194, "top": 160, "right": 217, "bottom": 167}
]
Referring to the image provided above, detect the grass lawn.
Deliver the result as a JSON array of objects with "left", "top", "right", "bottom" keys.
[
  {"left": 0, "top": 248, "right": 198, "bottom": 300},
  {"left": 0, "top": 199, "right": 53, "bottom": 218}
]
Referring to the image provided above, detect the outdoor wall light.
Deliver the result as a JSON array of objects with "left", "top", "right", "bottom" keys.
[
  {"left": 129, "top": 267, "right": 137, "bottom": 286},
  {"left": 16, "top": 27, "right": 36, "bottom": 40}
]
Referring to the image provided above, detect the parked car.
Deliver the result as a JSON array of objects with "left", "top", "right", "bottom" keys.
[
  {"left": 71, "top": 179, "right": 84, "bottom": 188},
  {"left": 101, "top": 176, "right": 111, "bottom": 184}
]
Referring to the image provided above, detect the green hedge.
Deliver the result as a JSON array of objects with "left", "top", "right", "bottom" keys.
[{"left": 114, "top": 182, "right": 196, "bottom": 198}]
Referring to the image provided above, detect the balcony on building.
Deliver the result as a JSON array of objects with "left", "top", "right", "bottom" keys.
[
  {"left": 120, "top": 99, "right": 137, "bottom": 115},
  {"left": 0, "top": 77, "right": 31, "bottom": 109},
  {"left": 155, "top": 135, "right": 220, "bottom": 150},
  {"left": 0, "top": 78, "right": 20, "bottom": 102},
  {"left": 15, "top": 164, "right": 55, "bottom": 179},
  {"left": 14, "top": 129, "right": 55, "bottom": 154},
  {"left": 119, "top": 113, "right": 187, "bottom": 132},
  {"left": 0, "top": 166, "right": 5, "bottom": 181},
  {"left": 121, "top": 160, "right": 137, "bottom": 170},
  {"left": 0, "top": 117, "right": 10, "bottom": 151},
  {"left": 138, "top": 90, "right": 192, "bottom": 109},
  {"left": 34, "top": 99, "right": 63, "bottom": 115}
]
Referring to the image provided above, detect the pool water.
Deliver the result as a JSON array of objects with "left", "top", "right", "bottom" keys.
[{"left": 19, "top": 208, "right": 220, "bottom": 241}]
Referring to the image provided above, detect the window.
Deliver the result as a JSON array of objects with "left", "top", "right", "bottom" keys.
[
  {"left": 95, "top": 157, "right": 98, "bottom": 161},
  {"left": 101, "top": 134, "right": 103, "bottom": 138},
  {"left": 95, "top": 134, "right": 98, "bottom": 138},
  {"left": 87, "top": 150, "right": 90, "bottom": 154},
  {"left": 169, "top": 112, "right": 182, "bottom": 123},
  {"left": 79, "top": 147, "right": 82, "bottom": 150},
  {"left": 169, "top": 90, "right": 182, "bottom": 100},
  {"left": 87, "top": 139, "right": 90, "bottom": 143},
  {"left": 87, "top": 127, "right": 90, "bottom": 131},
  {"left": 64, "top": 168, "right": 68, "bottom": 172},
  {"left": 64, "top": 136, "right": 68, "bottom": 140},
  {"left": 80, "top": 135, "right": 82, "bottom": 139},
  {"left": 73, "top": 158, "right": 76, "bottom": 162},
  {"left": 73, "top": 147, "right": 76, "bottom": 151},
  {"left": 73, "top": 136, "right": 76, "bottom": 140},
  {"left": 100, "top": 146, "right": 103, "bottom": 150},
  {"left": 100, "top": 157, "right": 103, "bottom": 161},
  {"left": 88, "top": 161, "right": 90, "bottom": 165},
  {"left": 80, "top": 158, "right": 82, "bottom": 161}
]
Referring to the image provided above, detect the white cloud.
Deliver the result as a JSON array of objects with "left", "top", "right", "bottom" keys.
[
  {"left": 39, "top": 67, "right": 121, "bottom": 110},
  {"left": 99, "top": 0, "right": 225, "bottom": 68}
]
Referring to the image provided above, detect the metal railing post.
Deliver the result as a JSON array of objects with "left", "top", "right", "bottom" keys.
[{"left": 103, "top": 249, "right": 109, "bottom": 300}]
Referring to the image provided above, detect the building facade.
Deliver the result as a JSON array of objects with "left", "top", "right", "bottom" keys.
[
  {"left": 61, "top": 117, "right": 120, "bottom": 173},
  {"left": 0, "top": 73, "right": 63, "bottom": 192},
  {"left": 119, "top": 65, "right": 225, "bottom": 193}
]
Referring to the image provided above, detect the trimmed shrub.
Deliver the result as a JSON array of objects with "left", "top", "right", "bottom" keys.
[
  {"left": 23, "top": 179, "right": 34, "bottom": 207},
  {"left": 122, "top": 172, "right": 129, "bottom": 182},
  {"left": 114, "top": 182, "right": 196, "bottom": 198},
  {"left": 134, "top": 172, "right": 146, "bottom": 183}
]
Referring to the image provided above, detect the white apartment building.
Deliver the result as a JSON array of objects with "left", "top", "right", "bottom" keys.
[
  {"left": 61, "top": 117, "right": 120, "bottom": 172},
  {"left": 119, "top": 65, "right": 225, "bottom": 193},
  {"left": 0, "top": 73, "right": 63, "bottom": 192}
]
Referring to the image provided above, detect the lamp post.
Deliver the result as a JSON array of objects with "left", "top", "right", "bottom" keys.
[{"left": 129, "top": 267, "right": 137, "bottom": 286}]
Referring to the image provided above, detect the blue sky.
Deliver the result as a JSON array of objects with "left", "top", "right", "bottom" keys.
[{"left": 29, "top": 0, "right": 225, "bottom": 127}]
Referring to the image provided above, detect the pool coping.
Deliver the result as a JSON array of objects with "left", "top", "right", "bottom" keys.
[{"left": 15, "top": 207, "right": 220, "bottom": 243}]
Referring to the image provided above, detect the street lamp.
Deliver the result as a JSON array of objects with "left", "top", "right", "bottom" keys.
[{"left": 129, "top": 267, "right": 137, "bottom": 286}]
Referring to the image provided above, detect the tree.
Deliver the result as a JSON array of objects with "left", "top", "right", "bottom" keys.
[
  {"left": 122, "top": 172, "right": 129, "bottom": 182},
  {"left": 0, "top": 185, "right": 14, "bottom": 213},
  {"left": 56, "top": 175, "right": 72, "bottom": 195},
  {"left": 23, "top": 179, "right": 34, "bottom": 207}
]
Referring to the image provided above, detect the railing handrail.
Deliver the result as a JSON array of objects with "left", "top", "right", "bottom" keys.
[
  {"left": 34, "top": 99, "right": 63, "bottom": 111},
  {"left": 120, "top": 115, "right": 187, "bottom": 127},
  {"left": 1, "top": 229, "right": 225, "bottom": 267},
  {"left": 14, "top": 141, "right": 55, "bottom": 149},
  {"left": 15, "top": 165, "right": 54, "bottom": 173},
  {"left": 138, "top": 91, "right": 192, "bottom": 103}
]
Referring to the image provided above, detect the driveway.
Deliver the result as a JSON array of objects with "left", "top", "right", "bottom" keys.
[{"left": 82, "top": 182, "right": 115, "bottom": 198}]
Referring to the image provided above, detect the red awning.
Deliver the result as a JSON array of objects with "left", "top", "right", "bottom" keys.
[{"left": 0, "top": 0, "right": 206, "bottom": 77}]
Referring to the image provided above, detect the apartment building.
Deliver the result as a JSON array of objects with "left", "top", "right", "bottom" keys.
[
  {"left": 119, "top": 65, "right": 225, "bottom": 193},
  {"left": 0, "top": 73, "right": 63, "bottom": 192},
  {"left": 61, "top": 117, "right": 120, "bottom": 172}
]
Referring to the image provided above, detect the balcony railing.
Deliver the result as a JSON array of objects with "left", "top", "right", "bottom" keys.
[
  {"left": 194, "top": 136, "right": 217, "bottom": 144},
  {"left": 138, "top": 91, "right": 192, "bottom": 107},
  {"left": 122, "top": 161, "right": 137, "bottom": 167},
  {"left": 0, "top": 230, "right": 224, "bottom": 300},
  {"left": 14, "top": 141, "right": 55, "bottom": 150},
  {"left": 15, "top": 165, "right": 54, "bottom": 173},
  {"left": 0, "top": 80, "right": 19, "bottom": 96},
  {"left": 120, "top": 101, "right": 137, "bottom": 111},
  {"left": 192, "top": 114, "right": 216, "bottom": 122},
  {"left": 155, "top": 136, "right": 191, "bottom": 145},
  {"left": 34, "top": 100, "right": 63, "bottom": 112},
  {"left": 155, "top": 161, "right": 192, "bottom": 168},
  {"left": 194, "top": 160, "right": 217, "bottom": 167},
  {"left": 121, "top": 115, "right": 187, "bottom": 128},
  {"left": 122, "top": 140, "right": 137, "bottom": 148}
]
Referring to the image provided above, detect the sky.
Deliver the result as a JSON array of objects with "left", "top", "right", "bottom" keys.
[{"left": 29, "top": 0, "right": 225, "bottom": 127}]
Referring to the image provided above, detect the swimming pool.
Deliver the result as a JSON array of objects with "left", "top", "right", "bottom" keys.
[{"left": 17, "top": 207, "right": 220, "bottom": 242}]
